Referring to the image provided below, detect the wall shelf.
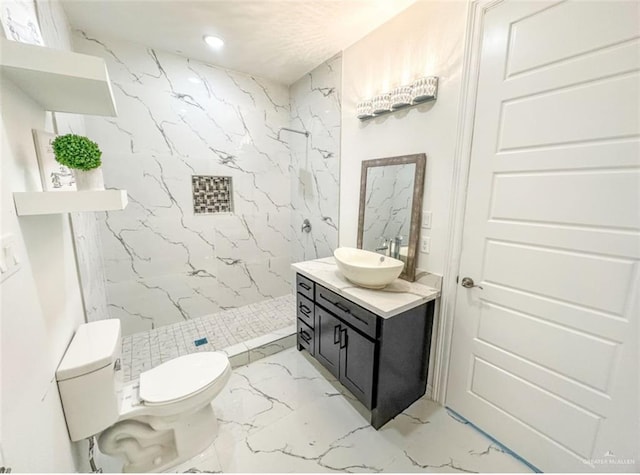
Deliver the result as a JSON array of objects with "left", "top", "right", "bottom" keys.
[
  {"left": 13, "top": 190, "right": 128, "bottom": 216},
  {"left": 0, "top": 38, "right": 117, "bottom": 117}
]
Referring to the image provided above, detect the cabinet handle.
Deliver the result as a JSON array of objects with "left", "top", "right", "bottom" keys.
[
  {"left": 320, "top": 292, "right": 351, "bottom": 314},
  {"left": 340, "top": 328, "right": 348, "bottom": 349},
  {"left": 299, "top": 282, "right": 311, "bottom": 291},
  {"left": 322, "top": 293, "right": 372, "bottom": 327},
  {"left": 300, "top": 330, "right": 312, "bottom": 343},
  {"left": 333, "top": 324, "right": 341, "bottom": 344},
  {"left": 299, "top": 303, "right": 311, "bottom": 315}
]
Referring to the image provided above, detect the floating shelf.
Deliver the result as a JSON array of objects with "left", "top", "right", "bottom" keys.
[
  {"left": 0, "top": 38, "right": 117, "bottom": 117},
  {"left": 13, "top": 190, "right": 128, "bottom": 216}
]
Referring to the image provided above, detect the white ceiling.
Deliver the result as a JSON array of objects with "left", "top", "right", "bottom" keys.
[{"left": 61, "top": 0, "right": 417, "bottom": 85}]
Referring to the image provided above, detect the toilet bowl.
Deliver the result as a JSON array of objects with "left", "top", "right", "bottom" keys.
[{"left": 56, "top": 320, "right": 231, "bottom": 473}]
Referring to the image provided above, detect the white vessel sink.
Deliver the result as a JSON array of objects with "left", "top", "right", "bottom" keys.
[{"left": 333, "top": 247, "right": 404, "bottom": 289}]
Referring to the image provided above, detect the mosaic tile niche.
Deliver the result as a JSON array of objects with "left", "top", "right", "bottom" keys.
[{"left": 192, "top": 175, "right": 234, "bottom": 214}]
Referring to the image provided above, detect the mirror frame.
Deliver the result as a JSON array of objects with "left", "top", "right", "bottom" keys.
[{"left": 357, "top": 153, "right": 426, "bottom": 282}]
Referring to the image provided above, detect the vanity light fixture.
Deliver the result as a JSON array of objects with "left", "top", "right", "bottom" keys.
[
  {"left": 203, "top": 35, "right": 224, "bottom": 50},
  {"left": 356, "top": 99, "right": 374, "bottom": 119},
  {"left": 390, "top": 85, "right": 412, "bottom": 109},
  {"left": 357, "top": 76, "right": 438, "bottom": 121},
  {"left": 372, "top": 93, "right": 392, "bottom": 114}
]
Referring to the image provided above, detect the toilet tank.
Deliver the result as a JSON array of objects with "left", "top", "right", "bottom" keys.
[{"left": 56, "top": 319, "right": 122, "bottom": 441}]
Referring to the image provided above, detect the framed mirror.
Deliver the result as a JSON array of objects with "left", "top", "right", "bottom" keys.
[{"left": 357, "top": 153, "right": 426, "bottom": 282}]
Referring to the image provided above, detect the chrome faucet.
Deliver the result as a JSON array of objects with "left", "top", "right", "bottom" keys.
[{"left": 375, "top": 237, "right": 389, "bottom": 253}]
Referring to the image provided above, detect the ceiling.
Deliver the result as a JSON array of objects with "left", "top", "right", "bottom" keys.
[{"left": 61, "top": 0, "right": 417, "bottom": 85}]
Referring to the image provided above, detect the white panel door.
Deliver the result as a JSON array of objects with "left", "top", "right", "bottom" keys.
[{"left": 446, "top": 1, "right": 639, "bottom": 472}]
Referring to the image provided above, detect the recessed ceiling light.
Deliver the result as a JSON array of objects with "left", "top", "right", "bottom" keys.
[{"left": 203, "top": 35, "right": 224, "bottom": 50}]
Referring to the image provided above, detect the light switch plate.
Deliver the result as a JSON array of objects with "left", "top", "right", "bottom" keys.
[
  {"left": 1, "top": 234, "right": 21, "bottom": 282},
  {"left": 422, "top": 211, "right": 432, "bottom": 229}
]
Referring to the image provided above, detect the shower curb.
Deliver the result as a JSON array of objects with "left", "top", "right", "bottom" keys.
[{"left": 219, "top": 324, "right": 297, "bottom": 368}]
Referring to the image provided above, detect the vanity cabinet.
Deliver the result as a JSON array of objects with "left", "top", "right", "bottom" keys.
[
  {"left": 295, "top": 272, "right": 435, "bottom": 429},
  {"left": 315, "top": 305, "right": 376, "bottom": 407}
]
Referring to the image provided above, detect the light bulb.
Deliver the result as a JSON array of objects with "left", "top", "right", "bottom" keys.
[{"left": 203, "top": 35, "right": 224, "bottom": 50}]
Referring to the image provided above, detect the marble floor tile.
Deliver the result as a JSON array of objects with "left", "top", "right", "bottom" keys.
[
  {"left": 97, "top": 347, "right": 532, "bottom": 473},
  {"left": 164, "top": 348, "right": 533, "bottom": 474},
  {"left": 170, "top": 442, "right": 222, "bottom": 473}
]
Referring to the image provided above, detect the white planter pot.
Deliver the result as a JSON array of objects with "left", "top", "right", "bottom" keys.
[{"left": 73, "top": 168, "right": 105, "bottom": 191}]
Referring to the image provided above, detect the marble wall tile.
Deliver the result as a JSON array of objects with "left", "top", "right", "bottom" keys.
[
  {"left": 72, "top": 32, "right": 293, "bottom": 335},
  {"left": 289, "top": 54, "right": 342, "bottom": 263},
  {"left": 69, "top": 211, "right": 110, "bottom": 322}
]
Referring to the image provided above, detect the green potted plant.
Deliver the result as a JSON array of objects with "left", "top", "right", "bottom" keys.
[{"left": 51, "top": 134, "right": 104, "bottom": 191}]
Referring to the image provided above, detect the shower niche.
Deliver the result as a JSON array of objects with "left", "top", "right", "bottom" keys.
[{"left": 192, "top": 175, "right": 234, "bottom": 214}]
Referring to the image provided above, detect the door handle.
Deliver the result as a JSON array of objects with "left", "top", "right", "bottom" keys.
[
  {"left": 334, "top": 324, "right": 341, "bottom": 344},
  {"left": 299, "top": 282, "right": 311, "bottom": 291},
  {"left": 335, "top": 301, "right": 351, "bottom": 314},
  {"left": 461, "top": 277, "right": 483, "bottom": 290},
  {"left": 340, "top": 328, "right": 348, "bottom": 349}
]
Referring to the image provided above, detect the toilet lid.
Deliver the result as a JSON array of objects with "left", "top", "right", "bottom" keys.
[{"left": 139, "top": 352, "right": 230, "bottom": 404}]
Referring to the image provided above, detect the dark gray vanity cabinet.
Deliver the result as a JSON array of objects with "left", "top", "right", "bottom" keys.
[
  {"left": 315, "top": 306, "right": 341, "bottom": 377},
  {"left": 295, "top": 273, "right": 435, "bottom": 429},
  {"left": 315, "top": 305, "right": 376, "bottom": 408}
]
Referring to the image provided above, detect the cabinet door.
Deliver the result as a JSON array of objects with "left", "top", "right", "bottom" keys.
[
  {"left": 340, "top": 327, "right": 376, "bottom": 409},
  {"left": 315, "top": 306, "right": 341, "bottom": 378}
]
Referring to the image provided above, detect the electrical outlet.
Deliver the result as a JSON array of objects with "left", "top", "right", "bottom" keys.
[
  {"left": 421, "top": 237, "right": 431, "bottom": 254},
  {"left": 422, "top": 211, "right": 432, "bottom": 229}
]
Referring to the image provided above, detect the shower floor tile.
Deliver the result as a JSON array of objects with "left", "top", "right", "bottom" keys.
[{"left": 121, "top": 293, "right": 296, "bottom": 382}]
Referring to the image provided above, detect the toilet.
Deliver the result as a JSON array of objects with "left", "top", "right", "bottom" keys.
[{"left": 55, "top": 319, "right": 231, "bottom": 473}]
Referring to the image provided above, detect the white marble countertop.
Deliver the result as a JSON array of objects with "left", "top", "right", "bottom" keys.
[{"left": 291, "top": 257, "right": 440, "bottom": 319}]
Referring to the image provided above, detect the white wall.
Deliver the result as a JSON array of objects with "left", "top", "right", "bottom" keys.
[
  {"left": 340, "top": 0, "right": 468, "bottom": 275},
  {"left": 0, "top": 0, "right": 89, "bottom": 471},
  {"left": 0, "top": 82, "right": 85, "bottom": 474}
]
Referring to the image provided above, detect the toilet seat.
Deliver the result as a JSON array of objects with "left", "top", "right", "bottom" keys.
[{"left": 139, "top": 352, "right": 230, "bottom": 405}]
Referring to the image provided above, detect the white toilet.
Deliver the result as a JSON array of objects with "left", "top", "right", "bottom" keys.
[{"left": 56, "top": 319, "right": 231, "bottom": 473}]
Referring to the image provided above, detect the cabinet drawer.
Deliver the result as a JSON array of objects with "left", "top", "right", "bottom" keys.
[
  {"left": 297, "top": 294, "right": 314, "bottom": 328},
  {"left": 296, "top": 273, "right": 315, "bottom": 300},
  {"left": 315, "top": 285, "right": 378, "bottom": 339},
  {"left": 297, "top": 319, "right": 314, "bottom": 355}
]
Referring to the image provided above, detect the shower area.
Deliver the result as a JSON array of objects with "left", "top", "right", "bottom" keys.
[{"left": 70, "top": 34, "right": 341, "bottom": 373}]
